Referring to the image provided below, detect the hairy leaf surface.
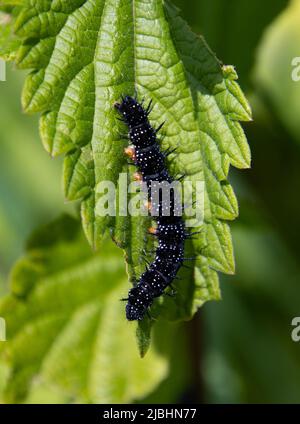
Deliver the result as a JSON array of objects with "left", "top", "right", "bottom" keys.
[{"left": 0, "top": 0, "right": 251, "bottom": 327}]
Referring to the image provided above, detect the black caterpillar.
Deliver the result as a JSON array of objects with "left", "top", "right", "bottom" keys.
[{"left": 115, "top": 95, "right": 191, "bottom": 321}]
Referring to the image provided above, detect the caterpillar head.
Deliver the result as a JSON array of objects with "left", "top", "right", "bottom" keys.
[{"left": 115, "top": 95, "right": 148, "bottom": 128}]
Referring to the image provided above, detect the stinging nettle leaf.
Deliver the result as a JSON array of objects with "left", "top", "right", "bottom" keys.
[
  {"left": 0, "top": 215, "right": 169, "bottom": 403},
  {"left": 1, "top": 0, "right": 251, "bottom": 325}
]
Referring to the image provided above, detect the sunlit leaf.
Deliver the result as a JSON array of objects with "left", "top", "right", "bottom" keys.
[
  {"left": 0, "top": 0, "right": 251, "bottom": 334},
  {"left": 0, "top": 215, "right": 168, "bottom": 403}
]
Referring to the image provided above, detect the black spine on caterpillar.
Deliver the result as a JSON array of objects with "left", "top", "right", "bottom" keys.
[{"left": 115, "top": 95, "right": 186, "bottom": 321}]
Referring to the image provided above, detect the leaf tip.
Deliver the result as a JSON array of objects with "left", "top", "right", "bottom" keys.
[{"left": 136, "top": 318, "right": 153, "bottom": 358}]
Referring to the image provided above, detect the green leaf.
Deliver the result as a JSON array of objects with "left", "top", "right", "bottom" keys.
[
  {"left": 2, "top": 0, "right": 251, "bottom": 324},
  {"left": 0, "top": 215, "right": 168, "bottom": 403},
  {"left": 254, "top": 0, "right": 300, "bottom": 144},
  {"left": 173, "top": 0, "right": 288, "bottom": 88}
]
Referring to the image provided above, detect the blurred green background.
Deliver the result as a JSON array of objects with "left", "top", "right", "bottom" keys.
[{"left": 1, "top": 0, "right": 300, "bottom": 403}]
